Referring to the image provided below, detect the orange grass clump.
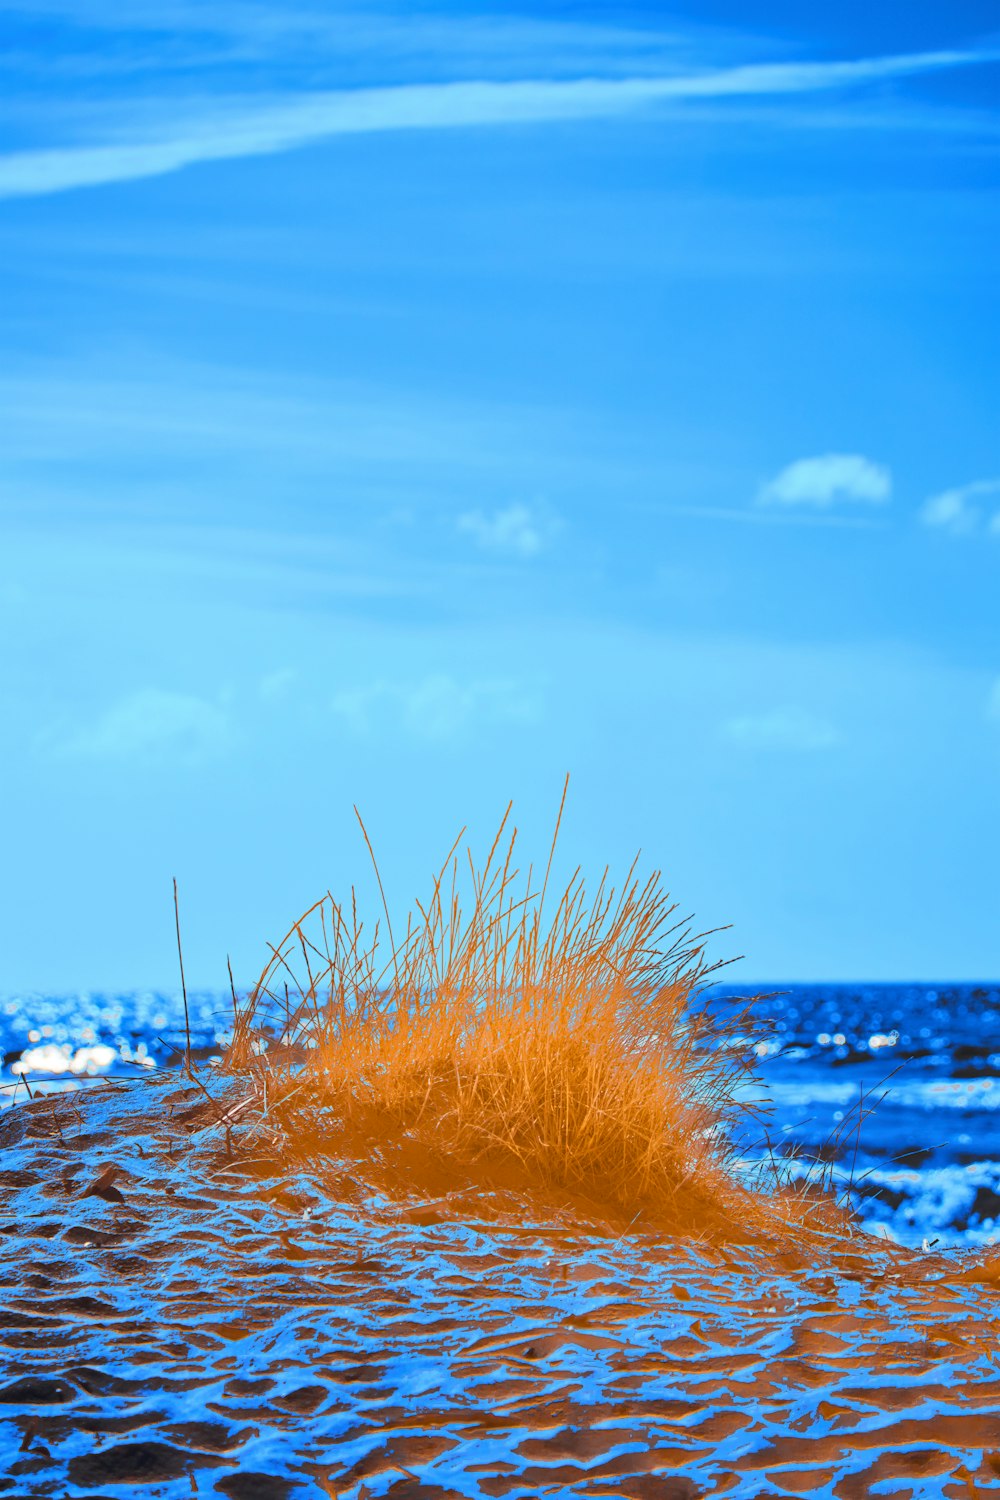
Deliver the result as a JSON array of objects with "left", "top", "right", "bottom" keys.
[{"left": 225, "top": 783, "right": 853, "bottom": 1246}]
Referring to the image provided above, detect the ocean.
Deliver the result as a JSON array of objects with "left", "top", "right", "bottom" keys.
[
  {"left": 3, "top": 980, "right": 999, "bottom": 1251},
  {"left": 716, "top": 980, "right": 1000, "bottom": 1250}
]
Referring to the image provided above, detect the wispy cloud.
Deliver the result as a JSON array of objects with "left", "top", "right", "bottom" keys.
[
  {"left": 1, "top": 2, "right": 691, "bottom": 56},
  {"left": 758, "top": 453, "right": 891, "bottom": 508},
  {"left": 0, "top": 360, "right": 565, "bottom": 492},
  {"left": 456, "top": 502, "right": 559, "bottom": 558},
  {"left": 722, "top": 706, "right": 840, "bottom": 751},
  {"left": 332, "top": 672, "right": 541, "bottom": 745},
  {"left": 919, "top": 478, "right": 1000, "bottom": 537},
  {"left": 2, "top": 4, "right": 728, "bottom": 87},
  {"left": 663, "top": 502, "right": 887, "bottom": 529},
  {"left": 0, "top": 47, "right": 994, "bottom": 199},
  {"left": 258, "top": 668, "right": 297, "bottom": 702},
  {"left": 58, "top": 688, "right": 231, "bottom": 762}
]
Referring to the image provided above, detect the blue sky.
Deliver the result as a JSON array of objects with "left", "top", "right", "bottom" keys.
[{"left": 2, "top": 1, "right": 999, "bottom": 991}]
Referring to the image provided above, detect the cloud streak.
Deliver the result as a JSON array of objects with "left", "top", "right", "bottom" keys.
[
  {"left": 332, "top": 672, "right": 541, "bottom": 744},
  {"left": 722, "top": 706, "right": 840, "bottom": 752},
  {"left": 0, "top": 47, "right": 994, "bottom": 199},
  {"left": 664, "top": 502, "right": 887, "bottom": 529}
]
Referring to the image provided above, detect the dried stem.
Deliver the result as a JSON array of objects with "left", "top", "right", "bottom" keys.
[{"left": 173, "top": 876, "right": 193, "bottom": 1081}]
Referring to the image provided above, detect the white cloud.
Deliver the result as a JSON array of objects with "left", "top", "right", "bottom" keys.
[
  {"left": 759, "top": 453, "right": 891, "bottom": 508},
  {"left": 722, "top": 706, "right": 840, "bottom": 751},
  {"left": 0, "top": 47, "right": 994, "bottom": 199},
  {"left": 920, "top": 478, "right": 1000, "bottom": 536},
  {"left": 332, "top": 672, "right": 541, "bottom": 744},
  {"left": 61, "top": 688, "right": 230, "bottom": 762},
  {"left": 456, "top": 502, "right": 558, "bottom": 557}
]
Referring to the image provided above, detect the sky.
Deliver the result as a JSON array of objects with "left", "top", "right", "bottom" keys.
[{"left": 2, "top": 1, "right": 999, "bottom": 992}]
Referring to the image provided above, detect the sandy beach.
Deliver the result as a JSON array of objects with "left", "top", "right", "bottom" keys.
[{"left": 2, "top": 1077, "right": 1000, "bottom": 1499}]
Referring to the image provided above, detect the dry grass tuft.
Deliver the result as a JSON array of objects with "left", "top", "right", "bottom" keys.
[{"left": 223, "top": 781, "right": 855, "bottom": 1247}]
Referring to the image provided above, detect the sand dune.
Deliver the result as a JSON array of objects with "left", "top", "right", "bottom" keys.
[{"left": 2, "top": 1078, "right": 1000, "bottom": 1499}]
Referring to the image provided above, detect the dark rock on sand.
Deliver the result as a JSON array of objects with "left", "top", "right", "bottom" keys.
[
  {"left": 214, "top": 1475, "right": 301, "bottom": 1500},
  {"left": 67, "top": 1438, "right": 220, "bottom": 1484},
  {"left": 0, "top": 1376, "right": 74, "bottom": 1404}
]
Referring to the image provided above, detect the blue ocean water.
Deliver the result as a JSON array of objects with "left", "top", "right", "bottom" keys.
[
  {"left": 715, "top": 981, "right": 1000, "bottom": 1250},
  {"left": 3, "top": 981, "right": 998, "bottom": 1251}
]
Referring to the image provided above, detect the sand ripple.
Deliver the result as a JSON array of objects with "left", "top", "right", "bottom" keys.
[{"left": 2, "top": 1079, "right": 1000, "bottom": 1499}]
